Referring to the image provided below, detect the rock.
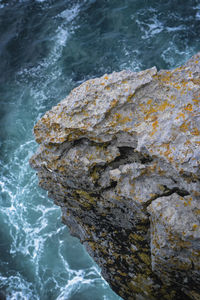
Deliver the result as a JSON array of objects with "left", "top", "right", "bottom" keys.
[{"left": 30, "top": 53, "right": 200, "bottom": 300}]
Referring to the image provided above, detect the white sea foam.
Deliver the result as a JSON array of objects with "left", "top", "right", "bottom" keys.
[
  {"left": 161, "top": 42, "right": 194, "bottom": 67},
  {"left": 16, "top": 2, "right": 82, "bottom": 114},
  {"left": 59, "top": 6, "right": 81, "bottom": 22},
  {"left": 165, "top": 25, "right": 187, "bottom": 32},
  {"left": 136, "top": 15, "right": 164, "bottom": 39},
  {"left": 56, "top": 272, "right": 100, "bottom": 300},
  {"left": 0, "top": 274, "right": 38, "bottom": 300}
]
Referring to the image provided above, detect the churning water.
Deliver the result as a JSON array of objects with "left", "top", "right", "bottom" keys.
[{"left": 0, "top": 0, "right": 200, "bottom": 299}]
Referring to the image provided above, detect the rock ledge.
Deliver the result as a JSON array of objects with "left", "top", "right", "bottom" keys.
[{"left": 30, "top": 53, "right": 200, "bottom": 300}]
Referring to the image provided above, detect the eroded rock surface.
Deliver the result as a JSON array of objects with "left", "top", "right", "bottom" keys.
[{"left": 30, "top": 53, "right": 200, "bottom": 300}]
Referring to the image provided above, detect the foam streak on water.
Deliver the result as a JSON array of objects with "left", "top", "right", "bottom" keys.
[{"left": 0, "top": 0, "right": 200, "bottom": 299}]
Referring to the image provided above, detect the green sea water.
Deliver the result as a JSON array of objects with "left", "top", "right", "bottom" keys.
[{"left": 0, "top": 0, "right": 200, "bottom": 299}]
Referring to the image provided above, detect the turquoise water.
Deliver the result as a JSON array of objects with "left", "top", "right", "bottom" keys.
[{"left": 0, "top": 0, "right": 200, "bottom": 299}]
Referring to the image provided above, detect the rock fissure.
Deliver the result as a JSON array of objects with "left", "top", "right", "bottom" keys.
[
  {"left": 30, "top": 53, "right": 200, "bottom": 300},
  {"left": 144, "top": 187, "right": 190, "bottom": 209}
]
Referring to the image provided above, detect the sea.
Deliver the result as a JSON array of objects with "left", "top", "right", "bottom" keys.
[{"left": 0, "top": 0, "right": 200, "bottom": 299}]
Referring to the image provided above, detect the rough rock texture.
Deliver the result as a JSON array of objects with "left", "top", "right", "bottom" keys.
[{"left": 30, "top": 53, "right": 200, "bottom": 300}]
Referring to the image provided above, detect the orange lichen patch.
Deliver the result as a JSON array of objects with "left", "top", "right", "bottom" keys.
[
  {"left": 192, "top": 98, "right": 200, "bottom": 105},
  {"left": 87, "top": 154, "right": 93, "bottom": 161},
  {"left": 150, "top": 120, "right": 158, "bottom": 136},
  {"left": 192, "top": 224, "right": 198, "bottom": 230},
  {"left": 56, "top": 115, "right": 62, "bottom": 120},
  {"left": 100, "top": 82, "right": 105, "bottom": 86},
  {"left": 184, "top": 197, "right": 192, "bottom": 207},
  {"left": 174, "top": 84, "right": 181, "bottom": 90},
  {"left": 139, "top": 102, "right": 145, "bottom": 110},
  {"left": 113, "top": 113, "right": 132, "bottom": 124},
  {"left": 104, "top": 75, "right": 108, "bottom": 80},
  {"left": 193, "top": 191, "right": 200, "bottom": 197},
  {"left": 58, "top": 137, "right": 66, "bottom": 143},
  {"left": 143, "top": 107, "right": 157, "bottom": 121},
  {"left": 121, "top": 116, "right": 132, "bottom": 123},
  {"left": 105, "top": 86, "right": 111, "bottom": 90},
  {"left": 176, "top": 112, "right": 185, "bottom": 120},
  {"left": 163, "top": 146, "right": 172, "bottom": 158},
  {"left": 191, "top": 78, "right": 200, "bottom": 85},
  {"left": 191, "top": 128, "right": 200, "bottom": 136},
  {"left": 35, "top": 137, "right": 42, "bottom": 144},
  {"left": 158, "top": 100, "right": 175, "bottom": 111},
  {"left": 124, "top": 127, "right": 133, "bottom": 132},
  {"left": 157, "top": 73, "right": 171, "bottom": 84},
  {"left": 113, "top": 113, "right": 121, "bottom": 122},
  {"left": 179, "top": 121, "right": 190, "bottom": 133},
  {"left": 58, "top": 166, "right": 65, "bottom": 172},
  {"left": 127, "top": 93, "right": 134, "bottom": 103},
  {"left": 110, "top": 99, "right": 118, "bottom": 107},
  {"left": 67, "top": 129, "right": 86, "bottom": 141},
  {"left": 158, "top": 167, "right": 166, "bottom": 176},
  {"left": 170, "top": 95, "right": 177, "bottom": 100},
  {"left": 147, "top": 99, "right": 153, "bottom": 105},
  {"left": 184, "top": 103, "right": 193, "bottom": 112},
  {"left": 142, "top": 98, "right": 175, "bottom": 122},
  {"left": 158, "top": 100, "right": 168, "bottom": 111},
  {"left": 149, "top": 163, "right": 157, "bottom": 172},
  {"left": 122, "top": 80, "right": 128, "bottom": 84},
  {"left": 184, "top": 140, "right": 191, "bottom": 146},
  {"left": 180, "top": 80, "right": 189, "bottom": 88},
  {"left": 180, "top": 89, "right": 187, "bottom": 96},
  {"left": 158, "top": 143, "right": 174, "bottom": 162},
  {"left": 83, "top": 111, "right": 89, "bottom": 117}
]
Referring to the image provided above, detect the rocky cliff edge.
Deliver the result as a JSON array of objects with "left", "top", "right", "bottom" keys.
[{"left": 30, "top": 53, "right": 200, "bottom": 300}]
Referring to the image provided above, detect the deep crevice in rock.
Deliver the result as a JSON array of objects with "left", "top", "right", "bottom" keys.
[{"left": 145, "top": 186, "right": 190, "bottom": 208}]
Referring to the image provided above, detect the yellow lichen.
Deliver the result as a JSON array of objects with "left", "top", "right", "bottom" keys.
[
  {"left": 191, "top": 128, "right": 200, "bottom": 136},
  {"left": 176, "top": 112, "right": 185, "bottom": 120},
  {"left": 110, "top": 99, "right": 118, "bottom": 107},
  {"left": 192, "top": 98, "right": 199, "bottom": 105},
  {"left": 184, "top": 103, "right": 193, "bottom": 112},
  {"left": 158, "top": 100, "right": 169, "bottom": 111},
  {"left": 180, "top": 121, "right": 190, "bottom": 132},
  {"left": 147, "top": 99, "right": 153, "bottom": 105},
  {"left": 138, "top": 251, "right": 151, "bottom": 265},
  {"left": 150, "top": 120, "right": 158, "bottom": 136},
  {"left": 192, "top": 224, "right": 198, "bottom": 230}
]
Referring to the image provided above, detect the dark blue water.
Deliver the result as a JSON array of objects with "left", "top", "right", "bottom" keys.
[{"left": 0, "top": 0, "right": 200, "bottom": 299}]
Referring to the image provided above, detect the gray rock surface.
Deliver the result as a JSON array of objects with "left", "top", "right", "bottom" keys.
[{"left": 30, "top": 53, "right": 200, "bottom": 300}]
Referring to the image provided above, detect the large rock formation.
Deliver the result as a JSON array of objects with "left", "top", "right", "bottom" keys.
[{"left": 30, "top": 53, "right": 200, "bottom": 300}]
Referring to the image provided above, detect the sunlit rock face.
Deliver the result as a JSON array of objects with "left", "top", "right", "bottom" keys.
[{"left": 30, "top": 53, "right": 200, "bottom": 300}]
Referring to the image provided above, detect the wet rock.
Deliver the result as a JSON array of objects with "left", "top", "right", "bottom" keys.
[{"left": 30, "top": 53, "right": 200, "bottom": 300}]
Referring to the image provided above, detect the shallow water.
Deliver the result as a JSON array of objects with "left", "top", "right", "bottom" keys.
[{"left": 0, "top": 0, "right": 200, "bottom": 299}]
